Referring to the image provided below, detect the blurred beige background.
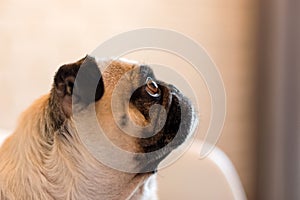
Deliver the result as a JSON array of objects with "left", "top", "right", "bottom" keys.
[{"left": 0, "top": 0, "right": 258, "bottom": 199}]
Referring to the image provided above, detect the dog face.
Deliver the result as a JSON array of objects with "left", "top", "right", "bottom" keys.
[{"left": 51, "top": 56, "right": 197, "bottom": 173}]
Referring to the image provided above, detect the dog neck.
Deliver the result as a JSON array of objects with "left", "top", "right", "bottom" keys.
[{"left": 0, "top": 94, "right": 157, "bottom": 200}]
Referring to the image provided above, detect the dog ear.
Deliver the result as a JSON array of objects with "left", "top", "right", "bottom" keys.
[{"left": 53, "top": 55, "right": 104, "bottom": 117}]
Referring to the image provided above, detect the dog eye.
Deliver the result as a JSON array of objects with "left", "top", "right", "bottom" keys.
[{"left": 145, "top": 77, "right": 161, "bottom": 98}]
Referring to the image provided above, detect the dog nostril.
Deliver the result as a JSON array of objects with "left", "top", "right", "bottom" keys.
[{"left": 145, "top": 77, "right": 161, "bottom": 97}]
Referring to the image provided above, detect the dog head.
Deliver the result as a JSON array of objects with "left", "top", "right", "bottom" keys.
[{"left": 51, "top": 55, "right": 197, "bottom": 173}]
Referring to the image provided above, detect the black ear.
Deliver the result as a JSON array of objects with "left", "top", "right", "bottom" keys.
[{"left": 53, "top": 55, "right": 104, "bottom": 117}]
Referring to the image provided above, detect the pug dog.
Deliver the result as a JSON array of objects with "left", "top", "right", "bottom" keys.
[{"left": 0, "top": 56, "right": 197, "bottom": 200}]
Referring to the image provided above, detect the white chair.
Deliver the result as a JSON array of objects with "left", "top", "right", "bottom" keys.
[{"left": 157, "top": 141, "right": 247, "bottom": 200}]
